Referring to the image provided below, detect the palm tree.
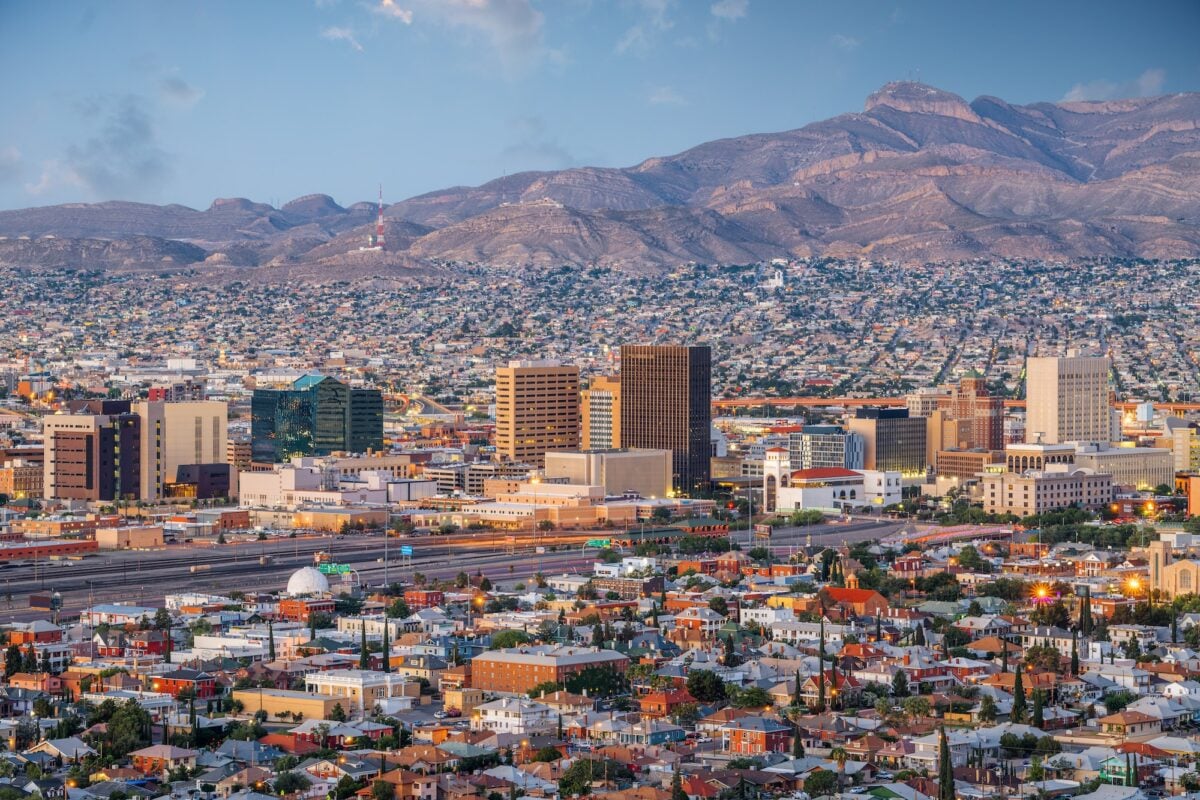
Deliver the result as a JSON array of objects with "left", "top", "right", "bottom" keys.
[{"left": 830, "top": 747, "right": 848, "bottom": 792}]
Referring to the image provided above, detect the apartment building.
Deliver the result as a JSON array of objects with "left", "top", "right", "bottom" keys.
[
  {"left": 469, "top": 646, "right": 629, "bottom": 695},
  {"left": 494, "top": 360, "right": 580, "bottom": 466},
  {"left": 581, "top": 374, "right": 621, "bottom": 450}
]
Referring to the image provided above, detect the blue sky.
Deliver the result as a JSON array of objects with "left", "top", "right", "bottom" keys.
[{"left": 1, "top": 0, "right": 1198, "bottom": 211}]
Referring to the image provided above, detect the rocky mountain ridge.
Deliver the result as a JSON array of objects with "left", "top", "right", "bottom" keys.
[{"left": 1, "top": 81, "right": 1198, "bottom": 274}]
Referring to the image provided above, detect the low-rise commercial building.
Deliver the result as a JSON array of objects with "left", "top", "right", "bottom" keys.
[
  {"left": 981, "top": 466, "right": 1114, "bottom": 516},
  {"left": 469, "top": 646, "right": 629, "bottom": 695}
]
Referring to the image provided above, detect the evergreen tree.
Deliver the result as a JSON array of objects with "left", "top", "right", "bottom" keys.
[
  {"left": 1070, "top": 632, "right": 1079, "bottom": 676},
  {"left": 1001, "top": 640, "right": 1008, "bottom": 673},
  {"left": 875, "top": 615, "right": 882, "bottom": 643},
  {"left": 360, "top": 622, "right": 370, "bottom": 670},
  {"left": 1032, "top": 689, "right": 1044, "bottom": 728},
  {"left": 671, "top": 767, "right": 687, "bottom": 800},
  {"left": 792, "top": 723, "right": 804, "bottom": 758},
  {"left": 1079, "top": 587, "right": 1093, "bottom": 636},
  {"left": 937, "top": 727, "right": 955, "bottom": 800},
  {"left": 816, "top": 619, "right": 827, "bottom": 712},
  {"left": 914, "top": 624, "right": 926, "bottom": 647},
  {"left": 1011, "top": 669, "right": 1027, "bottom": 724},
  {"left": 268, "top": 620, "right": 276, "bottom": 662},
  {"left": 792, "top": 669, "right": 803, "bottom": 708},
  {"left": 380, "top": 621, "right": 390, "bottom": 673}
]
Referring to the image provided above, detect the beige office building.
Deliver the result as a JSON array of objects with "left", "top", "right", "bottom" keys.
[
  {"left": 544, "top": 449, "right": 671, "bottom": 498},
  {"left": 1072, "top": 444, "right": 1174, "bottom": 491},
  {"left": 581, "top": 375, "right": 621, "bottom": 450},
  {"left": 981, "top": 465, "right": 1113, "bottom": 516},
  {"left": 494, "top": 360, "right": 580, "bottom": 466},
  {"left": 1172, "top": 424, "right": 1200, "bottom": 472},
  {"left": 134, "top": 401, "right": 229, "bottom": 501},
  {"left": 1024, "top": 354, "right": 1112, "bottom": 445}
]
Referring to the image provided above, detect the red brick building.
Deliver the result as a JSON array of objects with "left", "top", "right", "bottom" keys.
[
  {"left": 278, "top": 597, "right": 336, "bottom": 622},
  {"left": 150, "top": 669, "right": 217, "bottom": 699},
  {"left": 404, "top": 590, "right": 444, "bottom": 611},
  {"left": 720, "top": 716, "right": 793, "bottom": 755},
  {"left": 470, "top": 646, "right": 629, "bottom": 695}
]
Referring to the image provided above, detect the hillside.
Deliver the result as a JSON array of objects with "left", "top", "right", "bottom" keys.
[{"left": 1, "top": 82, "right": 1198, "bottom": 272}]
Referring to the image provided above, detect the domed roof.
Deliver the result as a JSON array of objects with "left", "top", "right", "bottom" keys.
[{"left": 286, "top": 566, "right": 330, "bottom": 596}]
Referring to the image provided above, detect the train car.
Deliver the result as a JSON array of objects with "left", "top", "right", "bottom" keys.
[{"left": 189, "top": 564, "right": 212, "bottom": 573}]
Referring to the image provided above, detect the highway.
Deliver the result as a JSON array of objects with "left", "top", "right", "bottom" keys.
[{"left": 0, "top": 517, "right": 908, "bottom": 624}]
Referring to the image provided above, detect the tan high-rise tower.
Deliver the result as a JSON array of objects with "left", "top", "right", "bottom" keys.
[
  {"left": 1025, "top": 353, "right": 1111, "bottom": 444},
  {"left": 581, "top": 375, "right": 621, "bottom": 450},
  {"left": 495, "top": 360, "right": 580, "bottom": 466},
  {"left": 134, "top": 400, "right": 229, "bottom": 500}
]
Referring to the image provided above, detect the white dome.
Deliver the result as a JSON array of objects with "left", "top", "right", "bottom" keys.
[{"left": 287, "top": 567, "right": 330, "bottom": 596}]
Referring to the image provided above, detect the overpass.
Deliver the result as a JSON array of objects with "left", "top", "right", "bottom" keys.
[{"left": 712, "top": 396, "right": 1200, "bottom": 414}]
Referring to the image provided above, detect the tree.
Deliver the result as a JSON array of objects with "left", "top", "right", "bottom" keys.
[
  {"left": 891, "top": 670, "right": 910, "bottom": 698},
  {"left": 479, "top": 576, "right": 492, "bottom": 592},
  {"left": 275, "top": 773, "right": 312, "bottom": 795},
  {"left": 1032, "top": 689, "right": 1044, "bottom": 728},
  {"left": 671, "top": 767, "right": 687, "bottom": 800},
  {"left": 330, "top": 703, "right": 347, "bottom": 722},
  {"left": 792, "top": 723, "right": 805, "bottom": 758},
  {"left": 386, "top": 598, "right": 411, "bottom": 619},
  {"left": 559, "top": 759, "right": 633, "bottom": 797},
  {"left": 360, "top": 622, "right": 370, "bottom": 670},
  {"left": 730, "top": 686, "right": 772, "bottom": 709},
  {"left": 956, "top": 545, "right": 990, "bottom": 573},
  {"left": 686, "top": 670, "right": 727, "bottom": 704},
  {"left": 1070, "top": 632, "right": 1079, "bottom": 676},
  {"left": 937, "top": 727, "right": 954, "bottom": 800},
  {"left": 709, "top": 597, "right": 729, "bottom": 616},
  {"left": 803, "top": 770, "right": 838, "bottom": 797},
  {"left": 1011, "top": 670, "right": 1027, "bottom": 724},
  {"left": 372, "top": 780, "right": 394, "bottom": 800},
  {"left": 490, "top": 629, "right": 532, "bottom": 650},
  {"left": 3, "top": 645, "right": 20, "bottom": 679},
  {"left": 564, "top": 666, "right": 627, "bottom": 698},
  {"left": 153, "top": 607, "right": 172, "bottom": 630},
  {"left": 723, "top": 633, "right": 740, "bottom": 667},
  {"left": 902, "top": 696, "right": 931, "bottom": 723},
  {"left": 1078, "top": 586, "right": 1094, "bottom": 636},
  {"left": 978, "top": 695, "right": 997, "bottom": 723}
]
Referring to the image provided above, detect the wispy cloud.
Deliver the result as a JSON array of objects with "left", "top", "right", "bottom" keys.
[
  {"left": 321, "top": 26, "right": 364, "bottom": 52},
  {"left": 0, "top": 146, "right": 22, "bottom": 187},
  {"left": 159, "top": 76, "right": 205, "bottom": 107},
  {"left": 616, "top": 0, "right": 674, "bottom": 55},
  {"left": 1062, "top": 68, "right": 1165, "bottom": 102},
  {"left": 500, "top": 116, "right": 580, "bottom": 170},
  {"left": 373, "top": 0, "right": 546, "bottom": 75},
  {"left": 648, "top": 86, "right": 686, "bottom": 106},
  {"left": 372, "top": 0, "right": 413, "bottom": 24},
  {"left": 830, "top": 33, "right": 860, "bottom": 51},
  {"left": 28, "top": 95, "right": 172, "bottom": 199},
  {"left": 710, "top": 0, "right": 748, "bottom": 20}
]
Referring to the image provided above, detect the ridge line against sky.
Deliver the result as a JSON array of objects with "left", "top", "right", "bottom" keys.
[{"left": 0, "top": 0, "right": 1197, "bottom": 211}]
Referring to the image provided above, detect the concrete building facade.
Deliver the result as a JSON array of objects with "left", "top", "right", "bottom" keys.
[
  {"left": 494, "top": 360, "right": 580, "bottom": 466},
  {"left": 1025, "top": 353, "right": 1112, "bottom": 445},
  {"left": 543, "top": 449, "right": 671, "bottom": 498}
]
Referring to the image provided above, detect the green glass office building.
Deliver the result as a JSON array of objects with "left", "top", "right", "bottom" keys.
[{"left": 251, "top": 376, "right": 383, "bottom": 462}]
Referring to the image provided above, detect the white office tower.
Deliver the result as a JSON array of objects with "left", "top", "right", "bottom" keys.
[{"left": 1024, "top": 352, "right": 1111, "bottom": 445}]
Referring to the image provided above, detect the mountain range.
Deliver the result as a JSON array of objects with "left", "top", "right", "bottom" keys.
[{"left": 2, "top": 81, "right": 1199, "bottom": 275}]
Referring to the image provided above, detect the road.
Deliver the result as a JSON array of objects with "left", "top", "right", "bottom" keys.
[{"left": 0, "top": 517, "right": 906, "bottom": 624}]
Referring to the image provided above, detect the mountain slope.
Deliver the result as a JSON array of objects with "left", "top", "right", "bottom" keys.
[{"left": 1, "top": 82, "right": 1198, "bottom": 272}]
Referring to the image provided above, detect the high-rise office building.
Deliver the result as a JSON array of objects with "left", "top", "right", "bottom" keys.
[
  {"left": 846, "top": 408, "right": 927, "bottom": 477},
  {"left": 1025, "top": 353, "right": 1111, "bottom": 445},
  {"left": 581, "top": 375, "right": 621, "bottom": 450},
  {"left": 251, "top": 376, "right": 383, "bottom": 463},
  {"left": 43, "top": 402, "right": 141, "bottom": 501},
  {"left": 619, "top": 345, "right": 711, "bottom": 496},
  {"left": 134, "top": 400, "right": 229, "bottom": 500},
  {"left": 494, "top": 360, "right": 580, "bottom": 466},
  {"left": 919, "top": 372, "right": 1005, "bottom": 468}
]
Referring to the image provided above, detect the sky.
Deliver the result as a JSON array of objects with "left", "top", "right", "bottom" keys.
[{"left": 1, "top": 0, "right": 1198, "bottom": 212}]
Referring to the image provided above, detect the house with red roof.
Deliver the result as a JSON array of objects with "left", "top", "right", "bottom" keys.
[{"left": 819, "top": 587, "right": 887, "bottom": 618}]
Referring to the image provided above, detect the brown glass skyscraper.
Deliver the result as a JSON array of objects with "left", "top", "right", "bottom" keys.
[{"left": 619, "top": 345, "right": 711, "bottom": 496}]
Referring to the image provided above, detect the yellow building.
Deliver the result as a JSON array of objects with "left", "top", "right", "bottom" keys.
[
  {"left": 232, "top": 688, "right": 346, "bottom": 721},
  {"left": 495, "top": 360, "right": 580, "bottom": 466}
]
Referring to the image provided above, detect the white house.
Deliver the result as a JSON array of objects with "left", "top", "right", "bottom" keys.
[{"left": 471, "top": 697, "right": 555, "bottom": 735}]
